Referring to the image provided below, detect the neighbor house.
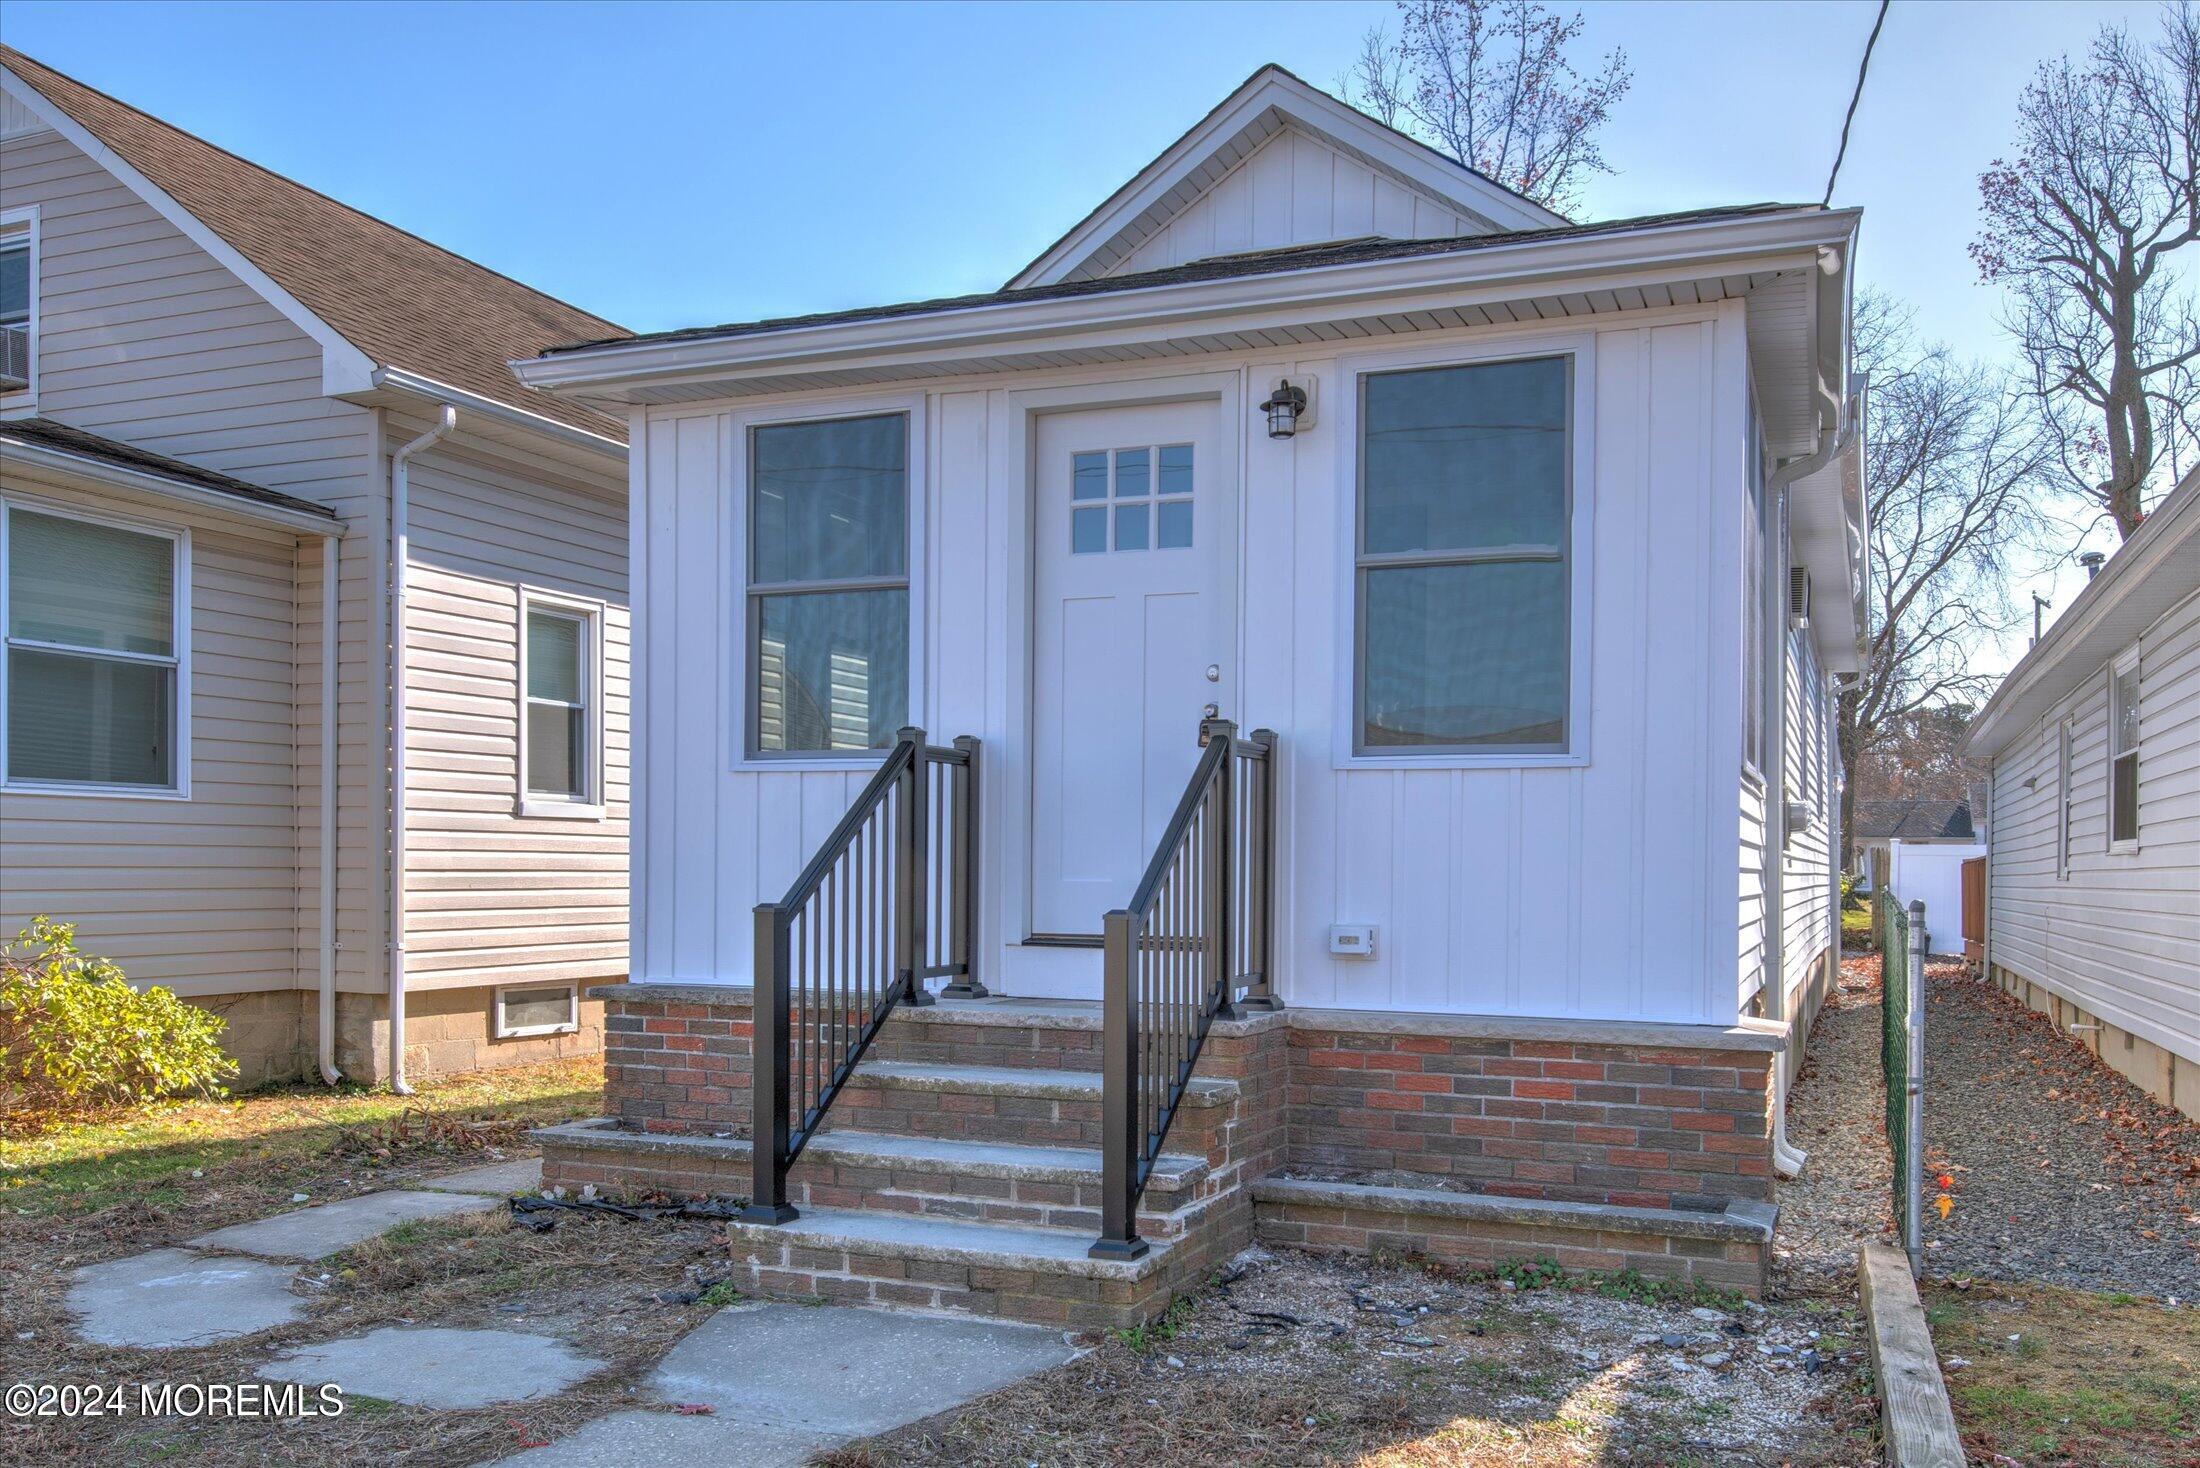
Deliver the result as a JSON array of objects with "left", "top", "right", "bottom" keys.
[
  {"left": 514, "top": 66, "right": 1865, "bottom": 1318},
  {"left": 0, "top": 48, "right": 632, "bottom": 1087},
  {"left": 1848, "top": 797, "right": 1984, "bottom": 957},
  {"left": 1963, "top": 467, "right": 2200, "bottom": 1121}
]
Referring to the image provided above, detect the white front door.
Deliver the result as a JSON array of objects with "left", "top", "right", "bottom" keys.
[{"left": 1030, "top": 398, "right": 1231, "bottom": 942}]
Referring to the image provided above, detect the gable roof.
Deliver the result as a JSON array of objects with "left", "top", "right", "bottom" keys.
[
  {"left": 3, "top": 415, "right": 342, "bottom": 531},
  {"left": 1852, "top": 799, "right": 1975, "bottom": 842},
  {"left": 0, "top": 46, "right": 629, "bottom": 441},
  {"left": 545, "top": 203, "right": 1808, "bottom": 357},
  {"left": 1007, "top": 64, "right": 1569, "bottom": 290}
]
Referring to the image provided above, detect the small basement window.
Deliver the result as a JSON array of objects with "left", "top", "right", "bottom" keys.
[{"left": 495, "top": 983, "right": 579, "bottom": 1038}]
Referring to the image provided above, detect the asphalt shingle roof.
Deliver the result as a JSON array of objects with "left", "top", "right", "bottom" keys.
[
  {"left": 2, "top": 416, "right": 340, "bottom": 521},
  {"left": 542, "top": 202, "right": 1816, "bottom": 357},
  {"left": 1851, "top": 799, "right": 1976, "bottom": 842},
  {"left": 0, "top": 46, "right": 629, "bottom": 441}
]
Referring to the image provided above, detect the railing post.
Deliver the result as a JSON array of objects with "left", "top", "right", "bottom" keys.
[
  {"left": 739, "top": 902, "right": 798, "bottom": 1223},
  {"left": 1241, "top": 727, "right": 1282, "bottom": 1012},
  {"left": 1203, "top": 718, "right": 1239, "bottom": 1020},
  {"left": 1091, "top": 906, "right": 1148, "bottom": 1260},
  {"left": 940, "top": 734, "right": 989, "bottom": 999},
  {"left": 1905, "top": 898, "right": 1927, "bottom": 1275},
  {"left": 897, "top": 726, "right": 935, "bottom": 1007}
]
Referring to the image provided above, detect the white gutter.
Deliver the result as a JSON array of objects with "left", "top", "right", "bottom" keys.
[
  {"left": 317, "top": 532, "right": 343, "bottom": 1084},
  {"left": 366, "top": 366, "right": 625, "bottom": 462},
  {"left": 387, "top": 405, "right": 456, "bottom": 1096}
]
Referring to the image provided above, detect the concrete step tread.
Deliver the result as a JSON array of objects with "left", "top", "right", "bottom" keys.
[
  {"left": 809, "top": 1130, "right": 1207, "bottom": 1191},
  {"left": 726, "top": 1205, "right": 1170, "bottom": 1280},
  {"left": 852, "top": 1060, "right": 1237, "bottom": 1106}
]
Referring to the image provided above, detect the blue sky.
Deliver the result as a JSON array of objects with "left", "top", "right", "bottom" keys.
[{"left": 0, "top": 0, "right": 2159, "bottom": 659}]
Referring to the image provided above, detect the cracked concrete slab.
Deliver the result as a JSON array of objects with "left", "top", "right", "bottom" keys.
[
  {"left": 650, "top": 1302, "right": 1082, "bottom": 1436},
  {"left": 188, "top": 1189, "right": 497, "bottom": 1259},
  {"left": 417, "top": 1158, "right": 542, "bottom": 1196},
  {"left": 68, "top": 1248, "right": 305, "bottom": 1349},
  {"left": 257, "top": 1326, "right": 602, "bottom": 1409},
  {"left": 493, "top": 1409, "right": 834, "bottom": 1466}
]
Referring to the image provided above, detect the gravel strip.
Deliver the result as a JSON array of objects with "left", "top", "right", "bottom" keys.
[
  {"left": 1920, "top": 966, "right": 2200, "bottom": 1301},
  {"left": 1774, "top": 952, "right": 1895, "bottom": 1298}
]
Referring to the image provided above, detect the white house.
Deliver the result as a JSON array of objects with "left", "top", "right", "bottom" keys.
[
  {"left": 1964, "top": 467, "right": 2200, "bottom": 1121},
  {"left": 517, "top": 67, "right": 1865, "bottom": 1317},
  {"left": 0, "top": 48, "right": 632, "bottom": 1087}
]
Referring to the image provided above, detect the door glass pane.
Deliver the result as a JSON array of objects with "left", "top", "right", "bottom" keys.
[
  {"left": 526, "top": 609, "right": 583, "bottom": 703},
  {"left": 8, "top": 509, "right": 174, "bottom": 654},
  {"left": 1071, "top": 506, "right": 1106, "bottom": 555},
  {"left": 1156, "top": 499, "right": 1193, "bottom": 549},
  {"left": 1362, "top": 561, "right": 1566, "bottom": 748},
  {"left": 1114, "top": 502, "right": 1148, "bottom": 552},
  {"left": 1158, "top": 444, "right": 1193, "bottom": 495},
  {"left": 1113, "top": 447, "right": 1149, "bottom": 500},
  {"left": 1072, "top": 452, "right": 1108, "bottom": 501},
  {"left": 6, "top": 646, "right": 172, "bottom": 785},
  {"left": 755, "top": 588, "right": 907, "bottom": 752},
  {"left": 751, "top": 414, "right": 906, "bottom": 583},
  {"left": 526, "top": 702, "right": 584, "bottom": 796},
  {"left": 1362, "top": 357, "right": 1568, "bottom": 554}
]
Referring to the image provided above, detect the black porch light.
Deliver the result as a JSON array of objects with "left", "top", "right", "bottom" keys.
[{"left": 1260, "top": 379, "right": 1308, "bottom": 439}]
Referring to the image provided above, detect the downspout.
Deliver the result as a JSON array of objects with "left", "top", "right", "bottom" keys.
[
  {"left": 1762, "top": 423, "right": 1843, "bottom": 1178},
  {"left": 318, "top": 532, "right": 342, "bottom": 1084},
  {"left": 387, "top": 406, "right": 457, "bottom": 1095}
]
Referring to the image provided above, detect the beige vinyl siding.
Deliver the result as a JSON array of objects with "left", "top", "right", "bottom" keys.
[
  {"left": 0, "top": 482, "right": 303, "bottom": 996},
  {"left": 0, "top": 119, "right": 385, "bottom": 999},
  {"left": 400, "top": 432, "right": 628, "bottom": 992},
  {"left": 1988, "top": 588, "right": 2200, "bottom": 1064}
]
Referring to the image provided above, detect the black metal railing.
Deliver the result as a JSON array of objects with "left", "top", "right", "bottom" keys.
[
  {"left": 741, "top": 727, "right": 981, "bottom": 1223},
  {"left": 1091, "top": 717, "right": 1276, "bottom": 1259}
]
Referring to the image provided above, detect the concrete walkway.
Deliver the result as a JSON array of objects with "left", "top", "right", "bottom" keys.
[{"left": 63, "top": 1155, "right": 1085, "bottom": 1464}]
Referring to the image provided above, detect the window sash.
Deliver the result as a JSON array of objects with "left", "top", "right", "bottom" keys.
[
  {"left": 521, "top": 603, "right": 593, "bottom": 804},
  {"left": 2109, "top": 666, "right": 2139, "bottom": 845},
  {"left": 745, "top": 411, "right": 912, "bottom": 758},
  {"left": 0, "top": 236, "right": 28, "bottom": 329},
  {"left": 2056, "top": 719, "right": 2073, "bottom": 876},
  {"left": 1353, "top": 356, "right": 1573, "bottom": 756},
  {"left": 2, "top": 502, "right": 183, "bottom": 792}
]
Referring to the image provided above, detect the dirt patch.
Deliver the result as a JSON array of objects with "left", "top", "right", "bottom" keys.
[
  {"left": 1925, "top": 1278, "right": 2200, "bottom": 1467},
  {"left": 819, "top": 1248, "right": 1877, "bottom": 1467}
]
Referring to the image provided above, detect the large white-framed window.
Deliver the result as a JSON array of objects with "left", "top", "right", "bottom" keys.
[
  {"left": 734, "top": 397, "right": 922, "bottom": 765},
  {"left": 1338, "top": 337, "right": 1591, "bottom": 767},
  {"left": 517, "top": 588, "right": 604, "bottom": 819},
  {"left": 2109, "top": 653, "right": 2140, "bottom": 852},
  {"left": 2055, "top": 715, "right": 2073, "bottom": 878},
  {"left": 1, "top": 497, "right": 189, "bottom": 797},
  {"left": 0, "top": 205, "right": 35, "bottom": 406}
]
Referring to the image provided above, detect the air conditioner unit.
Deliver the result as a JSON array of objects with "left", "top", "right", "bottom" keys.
[
  {"left": 0, "top": 323, "right": 27, "bottom": 392},
  {"left": 1787, "top": 565, "right": 1812, "bottom": 630}
]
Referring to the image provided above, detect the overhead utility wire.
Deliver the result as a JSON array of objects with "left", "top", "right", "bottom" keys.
[{"left": 1823, "top": 0, "right": 1891, "bottom": 207}]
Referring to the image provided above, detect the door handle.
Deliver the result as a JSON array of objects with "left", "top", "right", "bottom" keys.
[
  {"left": 1205, "top": 664, "right": 1220, "bottom": 682},
  {"left": 1203, "top": 702, "right": 1219, "bottom": 720}
]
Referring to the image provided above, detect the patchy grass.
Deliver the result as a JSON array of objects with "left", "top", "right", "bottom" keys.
[
  {"left": 1926, "top": 1278, "right": 2200, "bottom": 1467},
  {"left": 0, "top": 1058, "right": 601, "bottom": 1222},
  {"left": 821, "top": 1249, "right": 1877, "bottom": 1467}
]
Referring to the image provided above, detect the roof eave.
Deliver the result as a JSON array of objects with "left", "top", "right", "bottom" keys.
[
  {"left": 516, "top": 207, "right": 1859, "bottom": 401},
  {"left": 0, "top": 434, "right": 344, "bottom": 536}
]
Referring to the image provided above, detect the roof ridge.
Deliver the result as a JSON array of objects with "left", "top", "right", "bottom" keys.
[{"left": 0, "top": 45, "right": 624, "bottom": 338}]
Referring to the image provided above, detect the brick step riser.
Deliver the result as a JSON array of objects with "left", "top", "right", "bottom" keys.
[{"left": 866, "top": 1022, "right": 1107, "bottom": 1072}]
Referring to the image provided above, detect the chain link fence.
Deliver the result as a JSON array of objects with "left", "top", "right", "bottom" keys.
[{"left": 1880, "top": 897, "right": 1926, "bottom": 1272}]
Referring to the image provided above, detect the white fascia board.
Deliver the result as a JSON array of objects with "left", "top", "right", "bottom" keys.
[
  {"left": 0, "top": 67, "right": 379, "bottom": 396},
  {"left": 517, "top": 208, "right": 1859, "bottom": 399},
  {"left": 1010, "top": 67, "right": 1564, "bottom": 289},
  {"left": 0, "top": 436, "right": 344, "bottom": 537},
  {"left": 365, "top": 367, "right": 626, "bottom": 462},
  {"left": 1964, "top": 470, "right": 2200, "bottom": 760}
]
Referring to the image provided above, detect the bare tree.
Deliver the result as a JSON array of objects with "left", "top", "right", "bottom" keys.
[
  {"left": 1837, "top": 294, "right": 2053, "bottom": 867},
  {"left": 1972, "top": 2, "right": 2200, "bottom": 539},
  {"left": 1344, "top": 0, "right": 1631, "bottom": 215}
]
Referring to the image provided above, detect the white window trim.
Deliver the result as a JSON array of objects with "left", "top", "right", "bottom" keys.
[
  {"left": 1330, "top": 332, "right": 1596, "bottom": 769},
  {"left": 0, "top": 205, "right": 38, "bottom": 415},
  {"left": 516, "top": 586, "right": 605, "bottom": 820},
  {"left": 0, "top": 493, "right": 190, "bottom": 799},
  {"left": 2055, "top": 715, "right": 2073, "bottom": 879},
  {"left": 726, "top": 391, "right": 927, "bottom": 772},
  {"left": 2107, "top": 650, "right": 2140, "bottom": 855},
  {"left": 494, "top": 981, "right": 579, "bottom": 1039}
]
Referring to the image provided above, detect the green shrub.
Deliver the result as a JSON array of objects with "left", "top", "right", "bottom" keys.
[{"left": 0, "top": 917, "right": 235, "bottom": 1133}]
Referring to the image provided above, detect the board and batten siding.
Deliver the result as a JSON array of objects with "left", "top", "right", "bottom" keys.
[
  {"left": 0, "top": 116, "right": 384, "bottom": 999},
  {"left": 629, "top": 303, "right": 1755, "bottom": 1026},
  {"left": 1988, "top": 587, "right": 2200, "bottom": 1064},
  {"left": 400, "top": 434, "right": 630, "bottom": 992},
  {"left": 1105, "top": 126, "right": 1492, "bottom": 279}
]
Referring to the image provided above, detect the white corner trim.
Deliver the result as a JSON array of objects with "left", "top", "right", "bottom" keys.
[{"left": 0, "top": 67, "right": 378, "bottom": 396}]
